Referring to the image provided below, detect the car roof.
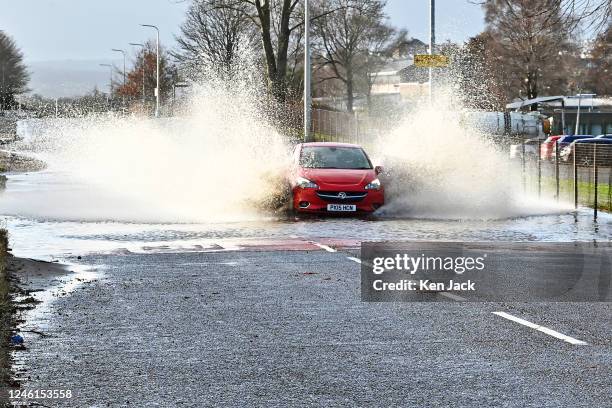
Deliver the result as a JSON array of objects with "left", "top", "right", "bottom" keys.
[
  {"left": 559, "top": 135, "right": 592, "bottom": 141},
  {"left": 575, "top": 138, "right": 612, "bottom": 144},
  {"left": 298, "top": 142, "right": 363, "bottom": 148}
]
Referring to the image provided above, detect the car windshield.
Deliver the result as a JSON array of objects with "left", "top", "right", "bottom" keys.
[{"left": 300, "top": 146, "right": 372, "bottom": 169}]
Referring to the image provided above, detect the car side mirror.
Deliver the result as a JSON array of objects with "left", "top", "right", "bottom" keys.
[{"left": 375, "top": 166, "right": 384, "bottom": 175}]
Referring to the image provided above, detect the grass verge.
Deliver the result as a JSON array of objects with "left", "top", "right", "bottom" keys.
[
  {"left": 0, "top": 229, "right": 11, "bottom": 404},
  {"left": 535, "top": 177, "right": 612, "bottom": 212}
]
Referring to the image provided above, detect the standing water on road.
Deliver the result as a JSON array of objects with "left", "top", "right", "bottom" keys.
[
  {"left": 2, "top": 72, "right": 610, "bottom": 258},
  {"left": 2, "top": 170, "right": 611, "bottom": 260}
]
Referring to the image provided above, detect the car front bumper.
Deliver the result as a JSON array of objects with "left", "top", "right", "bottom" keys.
[{"left": 292, "top": 187, "right": 384, "bottom": 213}]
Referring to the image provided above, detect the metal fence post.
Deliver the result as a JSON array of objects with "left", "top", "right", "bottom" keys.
[
  {"left": 521, "top": 138, "right": 526, "bottom": 193},
  {"left": 573, "top": 143, "right": 578, "bottom": 210},
  {"left": 608, "top": 160, "right": 611, "bottom": 213},
  {"left": 593, "top": 144, "right": 598, "bottom": 220},
  {"left": 537, "top": 142, "right": 541, "bottom": 198},
  {"left": 555, "top": 139, "right": 560, "bottom": 202}
]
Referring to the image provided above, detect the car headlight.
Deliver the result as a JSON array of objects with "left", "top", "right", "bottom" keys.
[
  {"left": 296, "top": 176, "right": 319, "bottom": 189},
  {"left": 365, "top": 178, "right": 381, "bottom": 190}
]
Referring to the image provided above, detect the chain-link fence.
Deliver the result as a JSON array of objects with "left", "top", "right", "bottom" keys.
[
  {"left": 310, "top": 108, "right": 391, "bottom": 147},
  {"left": 307, "top": 109, "right": 611, "bottom": 214},
  {"left": 519, "top": 139, "right": 612, "bottom": 215}
]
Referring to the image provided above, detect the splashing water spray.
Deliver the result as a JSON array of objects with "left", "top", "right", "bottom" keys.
[
  {"left": 372, "top": 85, "right": 569, "bottom": 220},
  {"left": 6, "top": 48, "right": 568, "bottom": 223}
]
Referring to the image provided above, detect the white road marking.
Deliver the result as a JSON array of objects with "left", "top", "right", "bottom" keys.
[
  {"left": 311, "top": 241, "right": 337, "bottom": 252},
  {"left": 310, "top": 241, "right": 366, "bottom": 265},
  {"left": 439, "top": 292, "right": 466, "bottom": 301},
  {"left": 492, "top": 311, "right": 588, "bottom": 345}
]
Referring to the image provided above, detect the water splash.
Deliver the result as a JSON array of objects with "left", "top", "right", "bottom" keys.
[
  {"left": 6, "top": 66, "right": 569, "bottom": 223},
  {"left": 373, "top": 90, "right": 570, "bottom": 219},
  {"left": 6, "top": 65, "right": 291, "bottom": 223}
]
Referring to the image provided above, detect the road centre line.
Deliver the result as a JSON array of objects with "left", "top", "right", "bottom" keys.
[
  {"left": 312, "top": 241, "right": 464, "bottom": 302},
  {"left": 439, "top": 292, "right": 466, "bottom": 301},
  {"left": 310, "top": 240, "right": 362, "bottom": 264},
  {"left": 492, "top": 311, "right": 588, "bottom": 345},
  {"left": 315, "top": 242, "right": 585, "bottom": 344},
  {"left": 310, "top": 241, "right": 337, "bottom": 252}
]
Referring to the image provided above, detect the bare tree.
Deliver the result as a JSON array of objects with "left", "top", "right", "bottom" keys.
[
  {"left": 312, "top": 0, "right": 391, "bottom": 113},
  {"left": 116, "top": 41, "right": 175, "bottom": 103},
  {"left": 0, "top": 32, "right": 29, "bottom": 110},
  {"left": 471, "top": 0, "right": 611, "bottom": 32},
  {"left": 583, "top": 21, "right": 612, "bottom": 95},
  {"left": 361, "top": 27, "right": 405, "bottom": 111},
  {"left": 174, "top": 0, "right": 255, "bottom": 79},
  {"left": 203, "top": 0, "right": 305, "bottom": 101},
  {"left": 454, "top": 33, "right": 510, "bottom": 109},
  {"left": 482, "top": 0, "right": 580, "bottom": 105},
  {"left": 549, "top": 0, "right": 610, "bottom": 31}
]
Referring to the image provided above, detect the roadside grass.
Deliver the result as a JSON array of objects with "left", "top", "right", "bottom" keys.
[
  {"left": 0, "top": 229, "right": 11, "bottom": 400},
  {"left": 536, "top": 177, "right": 612, "bottom": 212}
]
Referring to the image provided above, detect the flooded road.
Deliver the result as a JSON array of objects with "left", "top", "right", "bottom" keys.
[
  {"left": 2, "top": 169, "right": 611, "bottom": 260},
  {"left": 4, "top": 163, "right": 611, "bottom": 408}
]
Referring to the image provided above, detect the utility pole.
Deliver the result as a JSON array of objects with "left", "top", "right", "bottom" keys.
[
  {"left": 141, "top": 24, "right": 160, "bottom": 117},
  {"left": 129, "top": 43, "right": 147, "bottom": 109},
  {"left": 304, "top": 0, "right": 313, "bottom": 142},
  {"left": 429, "top": 0, "right": 435, "bottom": 104}
]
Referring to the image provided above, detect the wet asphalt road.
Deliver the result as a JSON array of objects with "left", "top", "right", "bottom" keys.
[{"left": 17, "top": 248, "right": 612, "bottom": 407}]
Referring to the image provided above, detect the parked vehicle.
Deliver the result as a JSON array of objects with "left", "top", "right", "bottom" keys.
[
  {"left": 556, "top": 135, "right": 593, "bottom": 150},
  {"left": 540, "top": 135, "right": 562, "bottom": 160},
  {"left": 560, "top": 138, "right": 612, "bottom": 164},
  {"left": 290, "top": 142, "right": 384, "bottom": 213},
  {"left": 548, "top": 135, "right": 594, "bottom": 162},
  {"left": 595, "top": 134, "right": 612, "bottom": 140}
]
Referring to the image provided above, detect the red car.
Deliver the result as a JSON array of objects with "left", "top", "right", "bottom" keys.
[
  {"left": 540, "top": 135, "right": 562, "bottom": 160},
  {"left": 290, "top": 142, "right": 384, "bottom": 214}
]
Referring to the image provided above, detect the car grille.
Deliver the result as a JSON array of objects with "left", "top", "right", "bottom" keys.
[{"left": 316, "top": 191, "right": 367, "bottom": 203}]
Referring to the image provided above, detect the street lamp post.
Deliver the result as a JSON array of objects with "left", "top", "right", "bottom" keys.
[
  {"left": 99, "top": 63, "right": 113, "bottom": 111},
  {"left": 111, "top": 49, "right": 127, "bottom": 112},
  {"left": 429, "top": 0, "right": 435, "bottom": 104},
  {"left": 304, "top": 0, "right": 313, "bottom": 142},
  {"left": 571, "top": 93, "right": 596, "bottom": 135},
  {"left": 129, "top": 43, "right": 146, "bottom": 109},
  {"left": 111, "top": 49, "right": 127, "bottom": 87},
  {"left": 141, "top": 24, "right": 160, "bottom": 117}
]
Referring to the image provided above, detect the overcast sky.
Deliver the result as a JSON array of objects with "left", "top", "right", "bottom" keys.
[{"left": 1, "top": 0, "right": 485, "bottom": 62}]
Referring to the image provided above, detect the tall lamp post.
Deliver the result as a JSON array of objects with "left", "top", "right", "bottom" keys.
[
  {"left": 111, "top": 48, "right": 127, "bottom": 112},
  {"left": 129, "top": 42, "right": 146, "bottom": 109},
  {"left": 141, "top": 24, "right": 160, "bottom": 117},
  {"left": 99, "top": 63, "right": 113, "bottom": 111},
  {"left": 429, "top": 0, "right": 435, "bottom": 104},
  {"left": 303, "top": 0, "right": 313, "bottom": 142}
]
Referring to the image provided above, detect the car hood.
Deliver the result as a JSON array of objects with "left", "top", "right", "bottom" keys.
[{"left": 300, "top": 168, "right": 376, "bottom": 187}]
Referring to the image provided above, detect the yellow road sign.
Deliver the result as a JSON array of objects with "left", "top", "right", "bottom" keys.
[{"left": 414, "top": 54, "right": 449, "bottom": 68}]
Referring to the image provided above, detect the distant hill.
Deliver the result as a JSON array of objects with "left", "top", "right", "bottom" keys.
[{"left": 26, "top": 59, "right": 120, "bottom": 98}]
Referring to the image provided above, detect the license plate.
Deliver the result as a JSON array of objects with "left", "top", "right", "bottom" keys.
[{"left": 327, "top": 204, "right": 356, "bottom": 212}]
